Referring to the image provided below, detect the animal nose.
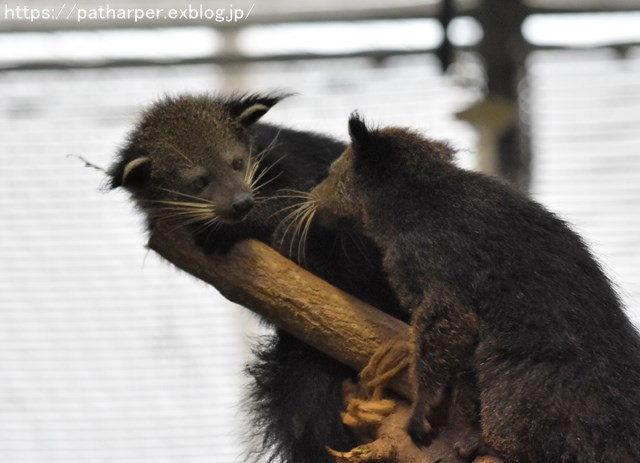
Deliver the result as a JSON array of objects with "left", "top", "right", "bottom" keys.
[{"left": 231, "top": 193, "right": 254, "bottom": 216}]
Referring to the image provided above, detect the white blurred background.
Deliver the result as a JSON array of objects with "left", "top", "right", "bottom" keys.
[{"left": 1, "top": 1, "right": 639, "bottom": 462}]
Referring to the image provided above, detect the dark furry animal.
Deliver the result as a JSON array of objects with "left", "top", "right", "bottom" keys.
[
  {"left": 108, "top": 94, "right": 401, "bottom": 463},
  {"left": 308, "top": 114, "right": 640, "bottom": 462}
]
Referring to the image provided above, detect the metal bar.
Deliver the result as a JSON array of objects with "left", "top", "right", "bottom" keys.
[
  {"left": 527, "top": 1, "right": 640, "bottom": 15},
  {"left": 2, "top": 39, "right": 638, "bottom": 73},
  {"left": 0, "top": 47, "right": 447, "bottom": 72}
]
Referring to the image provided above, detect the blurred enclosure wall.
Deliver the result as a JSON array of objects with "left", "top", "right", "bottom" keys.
[{"left": 1, "top": 1, "right": 639, "bottom": 462}]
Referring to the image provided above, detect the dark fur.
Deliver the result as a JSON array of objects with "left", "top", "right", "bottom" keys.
[
  {"left": 310, "top": 114, "right": 640, "bottom": 462},
  {"left": 109, "top": 94, "right": 401, "bottom": 463}
]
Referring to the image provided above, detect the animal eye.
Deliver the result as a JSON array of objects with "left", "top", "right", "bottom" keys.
[
  {"left": 232, "top": 159, "right": 244, "bottom": 171},
  {"left": 192, "top": 177, "right": 209, "bottom": 191}
]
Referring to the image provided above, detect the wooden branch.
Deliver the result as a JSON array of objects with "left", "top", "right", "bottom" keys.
[
  {"left": 147, "top": 221, "right": 413, "bottom": 399},
  {"left": 147, "top": 221, "right": 500, "bottom": 463}
]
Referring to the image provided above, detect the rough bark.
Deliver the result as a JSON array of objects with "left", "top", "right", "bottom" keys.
[{"left": 147, "top": 221, "right": 413, "bottom": 399}]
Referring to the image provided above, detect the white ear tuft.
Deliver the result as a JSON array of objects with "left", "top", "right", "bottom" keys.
[
  {"left": 237, "top": 104, "right": 270, "bottom": 126},
  {"left": 122, "top": 157, "right": 151, "bottom": 186}
]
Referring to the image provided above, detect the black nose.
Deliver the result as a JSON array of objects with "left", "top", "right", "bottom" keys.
[{"left": 231, "top": 193, "right": 254, "bottom": 216}]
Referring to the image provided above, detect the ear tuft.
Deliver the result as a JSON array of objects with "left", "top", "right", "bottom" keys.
[
  {"left": 237, "top": 104, "right": 271, "bottom": 126},
  {"left": 347, "top": 112, "right": 390, "bottom": 168},
  {"left": 229, "top": 92, "right": 291, "bottom": 126},
  {"left": 120, "top": 157, "right": 151, "bottom": 188},
  {"left": 348, "top": 112, "right": 372, "bottom": 149}
]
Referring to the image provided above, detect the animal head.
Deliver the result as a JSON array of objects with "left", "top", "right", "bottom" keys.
[
  {"left": 309, "top": 113, "right": 455, "bottom": 232},
  {"left": 109, "top": 92, "right": 285, "bottom": 227}
]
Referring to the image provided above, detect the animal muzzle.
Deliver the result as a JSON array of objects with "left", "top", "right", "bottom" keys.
[{"left": 230, "top": 192, "right": 255, "bottom": 219}]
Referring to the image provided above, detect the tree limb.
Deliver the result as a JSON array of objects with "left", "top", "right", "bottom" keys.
[
  {"left": 147, "top": 221, "right": 413, "bottom": 399},
  {"left": 147, "top": 221, "right": 499, "bottom": 463}
]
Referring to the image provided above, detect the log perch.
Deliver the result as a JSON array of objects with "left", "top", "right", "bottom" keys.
[
  {"left": 147, "top": 222, "right": 499, "bottom": 463},
  {"left": 147, "top": 221, "right": 413, "bottom": 400}
]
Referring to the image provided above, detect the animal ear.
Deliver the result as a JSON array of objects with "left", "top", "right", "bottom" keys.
[
  {"left": 229, "top": 93, "right": 288, "bottom": 127},
  {"left": 237, "top": 104, "right": 271, "bottom": 126},
  {"left": 348, "top": 112, "right": 383, "bottom": 161},
  {"left": 111, "top": 156, "right": 151, "bottom": 188},
  {"left": 348, "top": 112, "right": 371, "bottom": 147}
]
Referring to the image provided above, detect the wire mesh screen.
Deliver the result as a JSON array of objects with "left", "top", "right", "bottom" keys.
[
  {"left": 1, "top": 41, "right": 640, "bottom": 462},
  {"left": 0, "top": 65, "right": 251, "bottom": 462},
  {"left": 529, "top": 47, "right": 640, "bottom": 325},
  {"left": 0, "top": 55, "right": 481, "bottom": 462}
]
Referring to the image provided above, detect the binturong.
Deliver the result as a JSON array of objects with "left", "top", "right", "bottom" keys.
[
  {"left": 108, "top": 93, "right": 405, "bottom": 463},
  {"left": 305, "top": 113, "right": 640, "bottom": 462},
  {"left": 109, "top": 93, "right": 282, "bottom": 246}
]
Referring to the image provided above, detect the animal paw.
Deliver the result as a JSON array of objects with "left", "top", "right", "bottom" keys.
[
  {"left": 454, "top": 437, "right": 503, "bottom": 462},
  {"left": 342, "top": 397, "right": 397, "bottom": 428},
  {"left": 359, "top": 333, "right": 413, "bottom": 400},
  {"left": 407, "top": 411, "right": 436, "bottom": 446},
  {"left": 454, "top": 437, "right": 480, "bottom": 459}
]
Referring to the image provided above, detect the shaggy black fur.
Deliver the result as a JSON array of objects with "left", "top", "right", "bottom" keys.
[
  {"left": 109, "top": 94, "right": 401, "bottom": 463},
  {"left": 310, "top": 114, "right": 640, "bottom": 462}
]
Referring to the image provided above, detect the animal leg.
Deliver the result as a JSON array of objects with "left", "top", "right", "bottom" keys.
[{"left": 408, "top": 284, "right": 479, "bottom": 447}]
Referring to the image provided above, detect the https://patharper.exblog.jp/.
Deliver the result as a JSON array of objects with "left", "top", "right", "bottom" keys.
[{"left": 3, "top": 3, "right": 256, "bottom": 23}]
